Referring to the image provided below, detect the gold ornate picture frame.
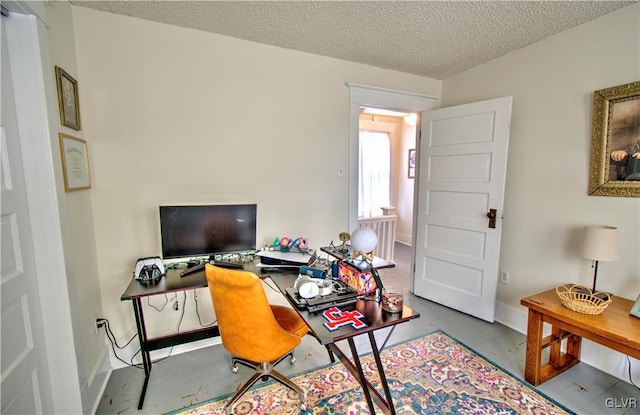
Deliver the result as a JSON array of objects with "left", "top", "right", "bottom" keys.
[
  {"left": 588, "top": 81, "right": 640, "bottom": 197},
  {"left": 55, "top": 66, "right": 81, "bottom": 131}
]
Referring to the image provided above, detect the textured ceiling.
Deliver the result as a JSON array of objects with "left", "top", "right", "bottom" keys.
[{"left": 70, "top": 1, "right": 636, "bottom": 80}]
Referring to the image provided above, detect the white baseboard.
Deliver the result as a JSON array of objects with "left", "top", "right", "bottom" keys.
[
  {"left": 495, "top": 300, "right": 639, "bottom": 385},
  {"left": 395, "top": 234, "right": 412, "bottom": 246},
  {"left": 495, "top": 301, "right": 528, "bottom": 334},
  {"left": 86, "top": 344, "right": 112, "bottom": 415}
]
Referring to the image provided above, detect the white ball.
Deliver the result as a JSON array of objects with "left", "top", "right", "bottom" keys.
[{"left": 351, "top": 227, "right": 378, "bottom": 253}]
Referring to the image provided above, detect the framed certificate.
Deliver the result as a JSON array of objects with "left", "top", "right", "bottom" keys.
[{"left": 58, "top": 133, "right": 91, "bottom": 191}]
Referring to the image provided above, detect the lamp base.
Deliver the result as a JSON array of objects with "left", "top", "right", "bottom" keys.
[{"left": 351, "top": 250, "right": 375, "bottom": 262}]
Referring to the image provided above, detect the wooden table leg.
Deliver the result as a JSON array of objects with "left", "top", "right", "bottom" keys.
[
  {"left": 549, "top": 326, "right": 564, "bottom": 368},
  {"left": 524, "top": 308, "right": 543, "bottom": 385},
  {"left": 566, "top": 333, "right": 581, "bottom": 363},
  {"left": 526, "top": 314, "right": 582, "bottom": 386}
]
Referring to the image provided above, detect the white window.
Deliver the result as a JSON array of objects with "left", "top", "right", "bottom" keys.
[{"left": 359, "top": 130, "right": 390, "bottom": 217}]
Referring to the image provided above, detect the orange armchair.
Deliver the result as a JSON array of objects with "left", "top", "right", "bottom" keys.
[{"left": 205, "top": 264, "right": 308, "bottom": 414}]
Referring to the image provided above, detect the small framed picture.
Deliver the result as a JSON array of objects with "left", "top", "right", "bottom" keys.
[
  {"left": 408, "top": 149, "right": 416, "bottom": 178},
  {"left": 630, "top": 294, "right": 640, "bottom": 319},
  {"left": 55, "top": 66, "right": 81, "bottom": 130},
  {"left": 58, "top": 133, "right": 91, "bottom": 191}
]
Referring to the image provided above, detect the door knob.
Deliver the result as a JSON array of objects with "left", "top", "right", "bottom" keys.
[{"left": 486, "top": 209, "right": 497, "bottom": 229}]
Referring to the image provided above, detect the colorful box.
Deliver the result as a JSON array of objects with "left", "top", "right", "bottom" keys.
[{"left": 337, "top": 261, "right": 377, "bottom": 295}]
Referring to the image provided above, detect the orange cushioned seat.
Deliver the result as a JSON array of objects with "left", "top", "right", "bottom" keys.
[{"left": 205, "top": 264, "right": 309, "bottom": 414}]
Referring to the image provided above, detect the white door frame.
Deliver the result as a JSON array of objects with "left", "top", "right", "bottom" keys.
[
  {"left": 4, "top": 6, "right": 83, "bottom": 414},
  {"left": 346, "top": 83, "right": 437, "bottom": 233}
]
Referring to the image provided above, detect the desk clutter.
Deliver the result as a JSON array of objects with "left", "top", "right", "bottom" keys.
[
  {"left": 285, "top": 277, "right": 358, "bottom": 313},
  {"left": 238, "top": 232, "right": 396, "bottom": 313},
  {"left": 283, "top": 263, "right": 365, "bottom": 313}
]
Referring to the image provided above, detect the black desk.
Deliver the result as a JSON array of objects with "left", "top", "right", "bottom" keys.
[
  {"left": 121, "top": 262, "right": 419, "bottom": 413},
  {"left": 121, "top": 262, "right": 259, "bottom": 410},
  {"left": 268, "top": 272, "right": 420, "bottom": 415},
  {"left": 121, "top": 268, "right": 214, "bottom": 409}
]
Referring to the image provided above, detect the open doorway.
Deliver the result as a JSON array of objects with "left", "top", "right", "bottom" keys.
[
  {"left": 358, "top": 107, "right": 416, "bottom": 272},
  {"left": 346, "top": 83, "right": 437, "bottom": 286}
]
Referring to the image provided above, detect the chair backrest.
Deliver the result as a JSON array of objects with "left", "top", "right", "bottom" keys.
[{"left": 205, "top": 264, "right": 301, "bottom": 362}]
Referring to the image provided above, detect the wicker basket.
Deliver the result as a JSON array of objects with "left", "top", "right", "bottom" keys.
[{"left": 556, "top": 284, "right": 612, "bottom": 315}]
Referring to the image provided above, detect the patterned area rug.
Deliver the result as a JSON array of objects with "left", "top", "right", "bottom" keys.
[{"left": 169, "top": 331, "right": 574, "bottom": 415}]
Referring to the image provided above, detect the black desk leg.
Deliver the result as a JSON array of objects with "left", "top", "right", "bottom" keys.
[
  {"left": 368, "top": 331, "right": 396, "bottom": 415},
  {"left": 325, "top": 345, "right": 335, "bottom": 363},
  {"left": 132, "top": 298, "right": 152, "bottom": 409},
  {"left": 347, "top": 338, "right": 376, "bottom": 413}
]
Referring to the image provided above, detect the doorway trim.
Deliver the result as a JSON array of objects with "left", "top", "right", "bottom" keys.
[
  {"left": 346, "top": 83, "right": 437, "bottom": 233},
  {"left": 4, "top": 8, "right": 83, "bottom": 413}
]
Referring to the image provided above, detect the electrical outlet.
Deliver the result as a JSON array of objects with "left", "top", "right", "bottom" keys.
[
  {"left": 95, "top": 316, "right": 105, "bottom": 334},
  {"left": 500, "top": 270, "right": 510, "bottom": 284}
]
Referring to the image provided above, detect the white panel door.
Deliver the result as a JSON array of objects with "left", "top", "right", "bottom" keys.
[
  {"left": 1, "top": 19, "right": 52, "bottom": 414},
  {"left": 413, "top": 97, "right": 512, "bottom": 322}
]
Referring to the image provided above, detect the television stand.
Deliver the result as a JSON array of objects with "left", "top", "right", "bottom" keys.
[
  {"left": 212, "top": 260, "right": 244, "bottom": 270},
  {"left": 180, "top": 260, "right": 244, "bottom": 277}
]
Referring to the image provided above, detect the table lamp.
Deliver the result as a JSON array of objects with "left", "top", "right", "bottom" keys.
[
  {"left": 578, "top": 225, "right": 619, "bottom": 292},
  {"left": 350, "top": 227, "right": 377, "bottom": 262},
  {"left": 350, "top": 227, "right": 384, "bottom": 298}
]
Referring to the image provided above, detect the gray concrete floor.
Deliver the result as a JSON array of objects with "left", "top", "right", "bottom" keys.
[{"left": 96, "top": 244, "right": 639, "bottom": 415}]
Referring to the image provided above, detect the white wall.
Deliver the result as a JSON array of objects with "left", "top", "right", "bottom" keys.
[
  {"left": 70, "top": 6, "right": 440, "bottom": 361},
  {"left": 442, "top": 4, "right": 639, "bottom": 382},
  {"left": 44, "top": 6, "right": 108, "bottom": 407},
  {"left": 396, "top": 121, "right": 416, "bottom": 245}
]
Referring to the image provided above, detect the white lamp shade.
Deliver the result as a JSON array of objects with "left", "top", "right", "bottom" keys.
[
  {"left": 579, "top": 225, "right": 619, "bottom": 262},
  {"left": 351, "top": 227, "right": 378, "bottom": 253}
]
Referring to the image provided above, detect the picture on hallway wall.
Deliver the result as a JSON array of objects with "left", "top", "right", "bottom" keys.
[
  {"left": 408, "top": 149, "right": 416, "bottom": 178},
  {"left": 55, "top": 66, "right": 81, "bottom": 131}
]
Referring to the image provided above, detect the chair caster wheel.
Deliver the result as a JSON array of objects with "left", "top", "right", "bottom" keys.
[
  {"left": 290, "top": 356, "right": 296, "bottom": 364},
  {"left": 231, "top": 365, "right": 238, "bottom": 374}
]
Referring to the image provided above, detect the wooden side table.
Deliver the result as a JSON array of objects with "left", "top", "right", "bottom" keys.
[{"left": 521, "top": 287, "right": 640, "bottom": 386}]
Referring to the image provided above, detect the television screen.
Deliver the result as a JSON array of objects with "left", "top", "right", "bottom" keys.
[{"left": 159, "top": 204, "right": 257, "bottom": 259}]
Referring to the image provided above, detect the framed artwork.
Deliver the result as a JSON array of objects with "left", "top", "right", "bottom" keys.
[
  {"left": 588, "top": 81, "right": 640, "bottom": 197},
  {"left": 408, "top": 149, "right": 416, "bottom": 178},
  {"left": 55, "top": 66, "right": 81, "bottom": 130},
  {"left": 58, "top": 133, "right": 91, "bottom": 191},
  {"left": 630, "top": 294, "right": 640, "bottom": 319}
]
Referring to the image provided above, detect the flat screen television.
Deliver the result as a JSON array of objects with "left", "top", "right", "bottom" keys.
[{"left": 159, "top": 204, "right": 257, "bottom": 260}]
